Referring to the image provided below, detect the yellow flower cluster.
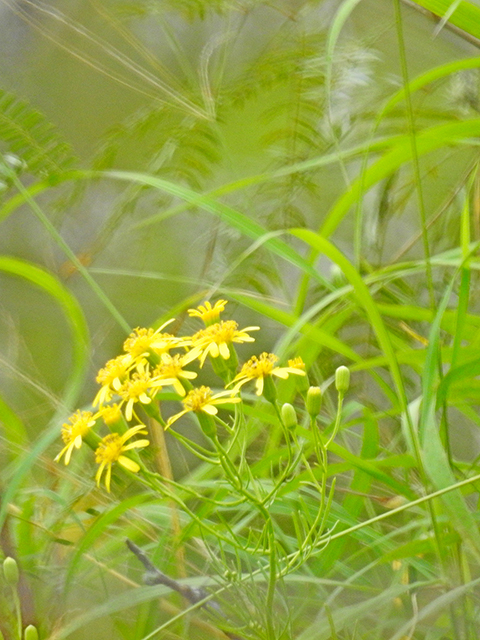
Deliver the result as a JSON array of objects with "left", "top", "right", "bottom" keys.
[{"left": 55, "top": 299, "right": 306, "bottom": 491}]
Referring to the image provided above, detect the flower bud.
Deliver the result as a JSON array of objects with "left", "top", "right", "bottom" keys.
[
  {"left": 335, "top": 366, "right": 350, "bottom": 393},
  {"left": 223, "top": 568, "right": 238, "bottom": 581},
  {"left": 24, "top": 625, "right": 39, "bottom": 640},
  {"left": 3, "top": 556, "right": 19, "bottom": 586},
  {"left": 306, "top": 386, "right": 322, "bottom": 419},
  {"left": 281, "top": 403, "right": 297, "bottom": 430}
]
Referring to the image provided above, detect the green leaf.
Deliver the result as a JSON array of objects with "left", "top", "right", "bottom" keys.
[
  {"left": 321, "top": 119, "right": 480, "bottom": 238},
  {"left": 0, "top": 394, "right": 29, "bottom": 458},
  {"left": 0, "top": 257, "right": 89, "bottom": 530},
  {"left": 103, "top": 170, "right": 334, "bottom": 291},
  {"left": 0, "top": 88, "right": 77, "bottom": 176},
  {"left": 289, "top": 229, "right": 408, "bottom": 412},
  {"left": 410, "top": 0, "right": 480, "bottom": 41},
  {"left": 419, "top": 269, "right": 480, "bottom": 558},
  {"left": 227, "top": 292, "right": 360, "bottom": 362},
  {"left": 66, "top": 494, "right": 151, "bottom": 584}
]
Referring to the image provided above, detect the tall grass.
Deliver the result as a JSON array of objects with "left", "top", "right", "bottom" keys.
[{"left": 2, "top": 1, "right": 480, "bottom": 639}]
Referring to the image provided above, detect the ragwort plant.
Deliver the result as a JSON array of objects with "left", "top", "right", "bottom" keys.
[
  {"left": 4, "top": 1, "right": 480, "bottom": 639},
  {"left": 52, "top": 299, "right": 348, "bottom": 640}
]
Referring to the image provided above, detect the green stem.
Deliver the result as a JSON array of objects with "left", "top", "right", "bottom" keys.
[
  {"left": 147, "top": 403, "right": 219, "bottom": 462},
  {"left": 325, "top": 390, "right": 344, "bottom": 449},
  {"left": 393, "top": 0, "right": 435, "bottom": 309},
  {"left": 265, "top": 522, "right": 277, "bottom": 640},
  {"left": 212, "top": 434, "right": 244, "bottom": 491},
  {"left": 9, "top": 171, "right": 131, "bottom": 333},
  {"left": 11, "top": 587, "right": 22, "bottom": 640},
  {"left": 272, "top": 401, "right": 292, "bottom": 470},
  {"left": 137, "top": 468, "right": 245, "bottom": 548},
  {"left": 169, "top": 429, "right": 220, "bottom": 463}
]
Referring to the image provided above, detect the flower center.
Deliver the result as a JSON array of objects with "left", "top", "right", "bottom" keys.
[
  {"left": 183, "top": 386, "right": 212, "bottom": 411},
  {"left": 241, "top": 352, "right": 278, "bottom": 378},
  {"left": 95, "top": 433, "right": 123, "bottom": 463},
  {"left": 193, "top": 320, "right": 238, "bottom": 345},
  {"left": 119, "top": 373, "right": 152, "bottom": 400},
  {"left": 124, "top": 328, "right": 157, "bottom": 357},
  {"left": 155, "top": 354, "right": 183, "bottom": 378},
  {"left": 96, "top": 356, "right": 131, "bottom": 386},
  {"left": 61, "top": 411, "right": 93, "bottom": 443}
]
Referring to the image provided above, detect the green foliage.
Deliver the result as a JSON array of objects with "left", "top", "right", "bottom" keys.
[
  {"left": 411, "top": 0, "right": 480, "bottom": 42},
  {"left": 3, "top": 1, "right": 480, "bottom": 639},
  {"left": 0, "top": 88, "right": 77, "bottom": 178}
]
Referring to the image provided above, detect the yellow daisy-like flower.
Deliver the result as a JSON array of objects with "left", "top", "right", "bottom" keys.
[
  {"left": 93, "top": 354, "right": 134, "bottom": 407},
  {"left": 123, "top": 320, "right": 181, "bottom": 359},
  {"left": 229, "top": 352, "right": 306, "bottom": 396},
  {"left": 95, "top": 425, "right": 149, "bottom": 493},
  {"left": 187, "top": 320, "right": 259, "bottom": 367},
  {"left": 188, "top": 299, "right": 228, "bottom": 326},
  {"left": 166, "top": 385, "right": 241, "bottom": 429},
  {"left": 55, "top": 410, "right": 96, "bottom": 465},
  {"left": 153, "top": 353, "right": 197, "bottom": 396},
  {"left": 118, "top": 370, "right": 176, "bottom": 421}
]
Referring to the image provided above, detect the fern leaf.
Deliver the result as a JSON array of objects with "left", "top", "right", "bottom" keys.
[{"left": 0, "top": 88, "right": 77, "bottom": 177}]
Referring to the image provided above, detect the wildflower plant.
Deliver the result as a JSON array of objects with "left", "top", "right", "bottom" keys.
[
  {"left": 54, "top": 299, "right": 349, "bottom": 638},
  {"left": 4, "top": 1, "right": 480, "bottom": 636}
]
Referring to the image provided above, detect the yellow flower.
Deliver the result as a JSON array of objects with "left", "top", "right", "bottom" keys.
[
  {"left": 55, "top": 410, "right": 96, "bottom": 465},
  {"left": 118, "top": 370, "right": 176, "bottom": 421},
  {"left": 166, "top": 386, "right": 241, "bottom": 429},
  {"left": 95, "top": 425, "right": 149, "bottom": 492},
  {"left": 153, "top": 353, "right": 197, "bottom": 396},
  {"left": 288, "top": 356, "right": 306, "bottom": 370},
  {"left": 123, "top": 321, "right": 181, "bottom": 359},
  {"left": 229, "top": 352, "right": 306, "bottom": 396},
  {"left": 93, "top": 355, "right": 134, "bottom": 407},
  {"left": 97, "top": 403, "right": 123, "bottom": 426},
  {"left": 188, "top": 299, "right": 228, "bottom": 325},
  {"left": 187, "top": 320, "right": 259, "bottom": 367}
]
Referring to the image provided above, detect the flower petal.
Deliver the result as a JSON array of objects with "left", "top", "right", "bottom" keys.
[
  {"left": 202, "top": 405, "right": 218, "bottom": 415},
  {"left": 219, "top": 342, "right": 230, "bottom": 359},
  {"left": 125, "top": 399, "right": 134, "bottom": 422},
  {"left": 64, "top": 444, "right": 74, "bottom": 466},
  {"left": 96, "top": 461, "right": 107, "bottom": 486},
  {"left": 105, "top": 464, "right": 112, "bottom": 492},
  {"left": 118, "top": 456, "right": 140, "bottom": 473},
  {"left": 122, "top": 439, "right": 150, "bottom": 451},
  {"left": 166, "top": 409, "right": 188, "bottom": 429}
]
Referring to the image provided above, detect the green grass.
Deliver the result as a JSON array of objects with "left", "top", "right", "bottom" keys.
[{"left": 2, "top": 1, "right": 480, "bottom": 639}]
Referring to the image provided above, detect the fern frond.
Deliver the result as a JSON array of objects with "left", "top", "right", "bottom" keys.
[{"left": 0, "top": 88, "right": 77, "bottom": 176}]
